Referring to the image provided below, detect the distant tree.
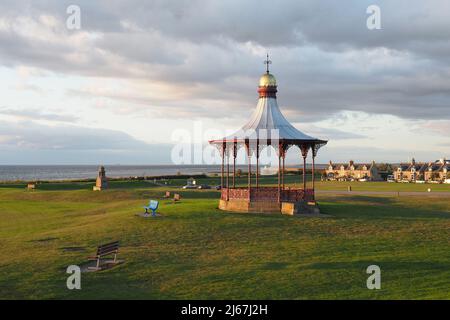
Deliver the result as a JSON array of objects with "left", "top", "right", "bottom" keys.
[{"left": 377, "top": 163, "right": 393, "bottom": 173}]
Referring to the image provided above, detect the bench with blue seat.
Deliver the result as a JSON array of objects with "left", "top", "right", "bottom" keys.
[{"left": 143, "top": 200, "right": 159, "bottom": 217}]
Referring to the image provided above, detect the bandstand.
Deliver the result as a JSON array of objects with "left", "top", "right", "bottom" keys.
[{"left": 209, "top": 56, "right": 327, "bottom": 214}]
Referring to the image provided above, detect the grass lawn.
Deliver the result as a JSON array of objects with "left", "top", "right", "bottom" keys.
[{"left": 0, "top": 180, "right": 449, "bottom": 299}]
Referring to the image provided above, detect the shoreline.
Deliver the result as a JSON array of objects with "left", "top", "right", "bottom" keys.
[{"left": 0, "top": 173, "right": 214, "bottom": 184}]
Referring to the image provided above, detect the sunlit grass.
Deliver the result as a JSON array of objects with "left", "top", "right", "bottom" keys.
[{"left": 0, "top": 180, "right": 448, "bottom": 299}]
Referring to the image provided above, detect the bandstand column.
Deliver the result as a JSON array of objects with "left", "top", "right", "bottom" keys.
[
  {"left": 277, "top": 143, "right": 281, "bottom": 203},
  {"left": 246, "top": 142, "right": 251, "bottom": 202},
  {"left": 303, "top": 155, "right": 307, "bottom": 197},
  {"left": 233, "top": 143, "right": 237, "bottom": 188},
  {"left": 256, "top": 145, "right": 259, "bottom": 188},
  {"left": 311, "top": 144, "right": 319, "bottom": 201},
  {"left": 300, "top": 144, "right": 309, "bottom": 200},
  {"left": 226, "top": 146, "right": 230, "bottom": 200},
  {"left": 311, "top": 146, "right": 316, "bottom": 191},
  {"left": 221, "top": 142, "right": 225, "bottom": 188},
  {"left": 282, "top": 152, "right": 285, "bottom": 190}
]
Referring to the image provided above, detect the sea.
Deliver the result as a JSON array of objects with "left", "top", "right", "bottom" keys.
[{"left": 0, "top": 164, "right": 327, "bottom": 182}]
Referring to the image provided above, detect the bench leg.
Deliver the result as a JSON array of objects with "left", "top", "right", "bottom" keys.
[
  {"left": 113, "top": 253, "right": 117, "bottom": 263},
  {"left": 151, "top": 209, "right": 156, "bottom": 217},
  {"left": 96, "top": 257, "right": 100, "bottom": 269}
]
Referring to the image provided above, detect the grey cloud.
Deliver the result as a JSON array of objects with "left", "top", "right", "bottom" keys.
[
  {"left": 0, "top": 108, "right": 78, "bottom": 122},
  {"left": 0, "top": 120, "right": 148, "bottom": 150},
  {"left": 0, "top": 119, "right": 174, "bottom": 164},
  {"left": 297, "top": 126, "right": 366, "bottom": 140},
  {"left": 0, "top": 0, "right": 450, "bottom": 122},
  {"left": 312, "top": 146, "right": 447, "bottom": 164}
]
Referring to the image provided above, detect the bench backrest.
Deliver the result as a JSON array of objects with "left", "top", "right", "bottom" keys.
[
  {"left": 96, "top": 241, "right": 119, "bottom": 256},
  {"left": 149, "top": 200, "right": 159, "bottom": 210}
]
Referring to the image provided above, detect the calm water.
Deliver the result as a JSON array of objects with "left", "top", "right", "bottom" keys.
[
  {"left": 0, "top": 164, "right": 327, "bottom": 182},
  {"left": 0, "top": 165, "right": 221, "bottom": 182}
]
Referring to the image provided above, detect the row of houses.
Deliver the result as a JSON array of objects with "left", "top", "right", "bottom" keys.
[
  {"left": 325, "top": 160, "right": 383, "bottom": 181},
  {"left": 324, "top": 158, "right": 450, "bottom": 182},
  {"left": 394, "top": 158, "right": 449, "bottom": 182}
]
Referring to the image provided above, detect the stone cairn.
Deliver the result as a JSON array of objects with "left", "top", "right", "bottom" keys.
[{"left": 93, "top": 166, "right": 108, "bottom": 191}]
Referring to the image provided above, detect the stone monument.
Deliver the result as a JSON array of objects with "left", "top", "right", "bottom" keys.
[{"left": 93, "top": 166, "right": 108, "bottom": 191}]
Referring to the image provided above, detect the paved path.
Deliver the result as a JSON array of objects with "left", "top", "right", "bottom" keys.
[{"left": 316, "top": 190, "right": 450, "bottom": 197}]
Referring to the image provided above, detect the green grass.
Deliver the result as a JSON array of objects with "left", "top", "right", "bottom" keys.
[
  {"left": 3, "top": 176, "right": 450, "bottom": 192},
  {"left": 0, "top": 180, "right": 449, "bottom": 299}
]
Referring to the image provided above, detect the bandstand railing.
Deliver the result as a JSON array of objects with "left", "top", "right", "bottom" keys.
[{"left": 221, "top": 187, "right": 314, "bottom": 202}]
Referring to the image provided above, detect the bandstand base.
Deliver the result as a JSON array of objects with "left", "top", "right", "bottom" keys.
[
  {"left": 219, "top": 199, "right": 321, "bottom": 215},
  {"left": 281, "top": 201, "right": 321, "bottom": 215},
  {"left": 219, "top": 199, "right": 280, "bottom": 213}
]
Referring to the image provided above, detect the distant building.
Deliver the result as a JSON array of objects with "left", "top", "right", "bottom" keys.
[
  {"left": 93, "top": 166, "right": 108, "bottom": 191},
  {"left": 394, "top": 158, "right": 427, "bottom": 182},
  {"left": 394, "top": 158, "right": 449, "bottom": 182},
  {"left": 325, "top": 160, "right": 382, "bottom": 181}
]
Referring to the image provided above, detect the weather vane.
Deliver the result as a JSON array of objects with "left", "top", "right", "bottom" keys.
[{"left": 264, "top": 53, "right": 272, "bottom": 74}]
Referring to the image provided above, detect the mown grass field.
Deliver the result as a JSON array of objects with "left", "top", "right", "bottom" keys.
[{"left": 0, "top": 179, "right": 449, "bottom": 299}]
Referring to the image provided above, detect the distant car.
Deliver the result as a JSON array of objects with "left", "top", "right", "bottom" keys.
[
  {"left": 182, "top": 185, "right": 197, "bottom": 189},
  {"left": 387, "top": 175, "right": 395, "bottom": 182},
  {"left": 214, "top": 185, "right": 222, "bottom": 190},
  {"left": 415, "top": 180, "right": 426, "bottom": 184},
  {"left": 197, "top": 184, "right": 211, "bottom": 189},
  {"left": 359, "top": 178, "right": 368, "bottom": 182}
]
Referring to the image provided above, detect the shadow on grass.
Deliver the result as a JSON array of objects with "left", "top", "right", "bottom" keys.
[
  {"left": 319, "top": 195, "right": 450, "bottom": 220},
  {"left": 262, "top": 262, "right": 289, "bottom": 270},
  {"left": 305, "top": 260, "right": 450, "bottom": 271}
]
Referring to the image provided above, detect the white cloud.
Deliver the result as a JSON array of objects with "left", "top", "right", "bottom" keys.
[{"left": 0, "top": 0, "right": 449, "bottom": 164}]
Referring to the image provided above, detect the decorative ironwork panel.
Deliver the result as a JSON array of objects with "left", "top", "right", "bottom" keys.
[
  {"left": 223, "top": 187, "right": 249, "bottom": 200},
  {"left": 251, "top": 187, "right": 279, "bottom": 201},
  {"left": 304, "top": 188, "right": 315, "bottom": 201},
  {"left": 312, "top": 142, "right": 327, "bottom": 157},
  {"left": 221, "top": 187, "right": 315, "bottom": 202}
]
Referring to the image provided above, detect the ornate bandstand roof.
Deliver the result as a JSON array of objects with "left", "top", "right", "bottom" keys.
[{"left": 210, "top": 56, "right": 327, "bottom": 150}]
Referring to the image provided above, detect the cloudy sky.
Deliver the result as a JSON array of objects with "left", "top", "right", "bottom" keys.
[{"left": 0, "top": 0, "right": 449, "bottom": 165}]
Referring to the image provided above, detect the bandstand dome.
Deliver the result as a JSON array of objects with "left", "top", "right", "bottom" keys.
[
  {"left": 220, "top": 73, "right": 319, "bottom": 143},
  {"left": 210, "top": 70, "right": 327, "bottom": 146},
  {"left": 208, "top": 55, "right": 328, "bottom": 214},
  {"left": 259, "top": 73, "right": 277, "bottom": 87}
]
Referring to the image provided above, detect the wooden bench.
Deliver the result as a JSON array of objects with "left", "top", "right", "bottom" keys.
[
  {"left": 163, "top": 191, "right": 171, "bottom": 198},
  {"left": 143, "top": 200, "right": 159, "bottom": 217},
  {"left": 88, "top": 241, "right": 120, "bottom": 270},
  {"left": 173, "top": 193, "right": 181, "bottom": 202}
]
